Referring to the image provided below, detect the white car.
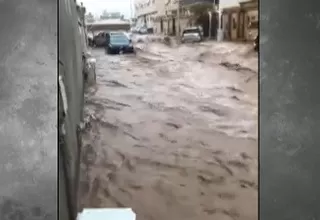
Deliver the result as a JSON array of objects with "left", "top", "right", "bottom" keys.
[{"left": 181, "top": 27, "right": 203, "bottom": 43}]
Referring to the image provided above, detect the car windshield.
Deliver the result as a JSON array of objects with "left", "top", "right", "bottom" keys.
[
  {"left": 183, "top": 29, "right": 199, "bottom": 34},
  {"left": 110, "top": 35, "right": 129, "bottom": 44}
]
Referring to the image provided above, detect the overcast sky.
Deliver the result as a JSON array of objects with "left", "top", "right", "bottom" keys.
[{"left": 80, "top": 0, "right": 134, "bottom": 18}]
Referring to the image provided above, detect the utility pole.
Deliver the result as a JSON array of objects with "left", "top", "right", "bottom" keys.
[
  {"left": 208, "top": 10, "right": 212, "bottom": 39},
  {"left": 177, "top": 0, "right": 181, "bottom": 43}
]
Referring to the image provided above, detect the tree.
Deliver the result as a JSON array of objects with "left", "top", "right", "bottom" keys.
[
  {"left": 85, "top": 12, "right": 95, "bottom": 22},
  {"left": 100, "top": 10, "right": 109, "bottom": 20}
]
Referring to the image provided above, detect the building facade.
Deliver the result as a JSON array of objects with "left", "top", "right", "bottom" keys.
[
  {"left": 134, "top": 0, "right": 257, "bottom": 41},
  {"left": 134, "top": 0, "right": 158, "bottom": 28},
  {"left": 220, "top": 0, "right": 258, "bottom": 41},
  {"left": 135, "top": 0, "right": 219, "bottom": 36}
]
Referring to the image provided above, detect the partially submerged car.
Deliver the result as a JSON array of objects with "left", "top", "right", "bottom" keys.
[
  {"left": 105, "top": 32, "right": 135, "bottom": 54},
  {"left": 181, "top": 27, "right": 203, "bottom": 43}
]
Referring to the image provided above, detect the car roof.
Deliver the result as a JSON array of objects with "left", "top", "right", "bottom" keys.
[
  {"left": 183, "top": 27, "right": 199, "bottom": 31},
  {"left": 109, "top": 31, "right": 125, "bottom": 35}
]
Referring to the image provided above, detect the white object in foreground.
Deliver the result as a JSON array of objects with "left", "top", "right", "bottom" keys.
[{"left": 77, "top": 208, "right": 136, "bottom": 220}]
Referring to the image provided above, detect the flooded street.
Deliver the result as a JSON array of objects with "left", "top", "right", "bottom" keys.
[{"left": 80, "top": 40, "right": 258, "bottom": 220}]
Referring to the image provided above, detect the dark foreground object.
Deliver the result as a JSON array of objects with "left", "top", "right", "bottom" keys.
[{"left": 106, "top": 46, "right": 135, "bottom": 54}]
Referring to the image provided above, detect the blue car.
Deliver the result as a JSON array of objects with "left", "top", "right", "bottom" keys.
[{"left": 105, "top": 32, "right": 135, "bottom": 54}]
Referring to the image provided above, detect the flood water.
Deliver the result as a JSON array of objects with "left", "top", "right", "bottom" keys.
[{"left": 80, "top": 40, "right": 258, "bottom": 220}]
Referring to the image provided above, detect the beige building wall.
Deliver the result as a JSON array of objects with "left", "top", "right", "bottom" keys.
[
  {"left": 134, "top": 0, "right": 157, "bottom": 27},
  {"left": 134, "top": 0, "right": 157, "bottom": 17},
  {"left": 134, "top": 0, "right": 205, "bottom": 36},
  {"left": 164, "top": 0, "right": 179, "bottom": 12},
  {"left": 244, "top": 9, "right": 258, "bottom": 40},
  {"left": 221, "top": 0, "right": 258, "bottom": 41},
  {"left": 230, "top": 12, "right": 238, "bottom": 40}
]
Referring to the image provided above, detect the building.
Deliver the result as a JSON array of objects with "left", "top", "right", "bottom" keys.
[
  {"left": 134, "top": 0, "right": 158, "bottom": 28},
  {"left": 220, "top": 0, "right": 258, "bottom": 41},
  {"left": 135, "top": 0, "right": 218, "bottom": 36}
]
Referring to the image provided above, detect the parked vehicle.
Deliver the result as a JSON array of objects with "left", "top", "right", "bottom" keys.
[
  {"left": 181, "top": 27, "right": 203, "bottom": 43},
  {"left": 105, "top": 32, "right": 135, "bottom": 54},
  {"left": 87, "top": 33, "right": 94, "bottom": 47},
  {"left": 92, "top": 31, "right": 107, "bottom": 47},
  {"left": 140, "top": 27, "right": 149, "bottom": 34},
  {"left": 132, "top": 25, "right": 149, "bottom": 34}
]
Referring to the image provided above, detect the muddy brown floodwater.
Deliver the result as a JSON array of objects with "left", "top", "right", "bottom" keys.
[{"left": 79, "top": 41, "right": 258, "bottom": 220}]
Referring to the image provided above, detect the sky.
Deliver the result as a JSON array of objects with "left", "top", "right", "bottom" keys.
[{"left": 80, "top": 0, "right": 134, "bottom": 19}]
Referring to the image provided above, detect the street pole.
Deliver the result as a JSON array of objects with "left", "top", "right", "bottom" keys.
[
  {"left": 177, "top": 0, "right": 180, "bottom": 43},
  {"left": 216, "top": 0, "right": 223, "bottom": 42},
  {"left": 208, "top": 11, "right": 212, "bottom": 39}
]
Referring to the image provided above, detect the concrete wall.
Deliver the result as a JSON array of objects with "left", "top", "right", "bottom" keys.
[
  {"left": 181, "top": 0, "right": 215, "bottom": 6},
  {"left": 221, "top": 0, "right": 258, "bottom": 41},
  {"left": 244, "top": 9, "right": 258, "bottom": 40},
  {"left": 134, "top": 0, "right": 159, "bottom": 28},
  {"left": 87, "top": 24, "right": 131, "bottom": 33},
  {"left": 220, "top": 0, "right": 240, "bottom": 9},
  {"left": 134, "top": 0, "right": 157, "bottom": 18},
  {"left": 0, "top": 0, "right": 57, "bottom": 219}
]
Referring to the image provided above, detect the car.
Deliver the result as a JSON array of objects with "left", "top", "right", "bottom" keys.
[
  {"left": 139, "top": 27, "right": 148, "bottom": 34},
  {"left": 87, "top": 32, "right": 94, "bottom": 47},
  {"left": 92, "top": 31, "right": 107, "bottom": 47},
  {"left": 181, "top": 27, "right": 203, "bottom": 43},
  {"left": 105, "top": 32, "right": 135, "bottom": 54}
]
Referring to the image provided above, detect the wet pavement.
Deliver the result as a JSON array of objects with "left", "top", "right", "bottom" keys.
[{"left": 80, "top": 41, "right": 258, "bottom": 220}]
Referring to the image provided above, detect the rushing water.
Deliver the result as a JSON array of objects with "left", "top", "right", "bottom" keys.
[{"left": 80, "top": 41, "right": 258, "bottom": 220}]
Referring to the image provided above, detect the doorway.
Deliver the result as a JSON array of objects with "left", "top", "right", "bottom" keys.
[
  {"left": 160, "top": 18, "right": 163, "bottom": 33},
  {"left": 172, "top": 17, "right": 176, "bottom": 35}
]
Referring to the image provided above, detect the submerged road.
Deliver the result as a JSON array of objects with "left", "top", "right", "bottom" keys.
[{"left": 80, "top": 41, "right": 258, "bottom": 220}]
